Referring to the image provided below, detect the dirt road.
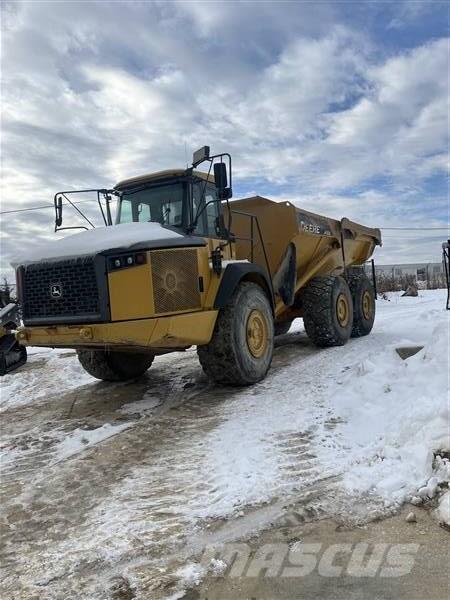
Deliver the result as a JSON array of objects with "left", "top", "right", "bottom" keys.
[
  {"left": 0, "top": 291, "right": 448, "bottom": 599},
  {"left": 191, "top": 506, "right": 450, "bottom": 600}
]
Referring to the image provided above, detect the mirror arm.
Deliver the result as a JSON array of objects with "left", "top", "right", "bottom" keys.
[{"left": 187, "top": 198, "right": 216, "bottom": 234}]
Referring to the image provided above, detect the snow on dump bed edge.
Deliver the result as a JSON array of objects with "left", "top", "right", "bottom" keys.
[
  {"left": 11, "top": 221, "right": 182, "bottom": 266},
  {"left": 322, "top": 313, "right": 449, "bottom": 506}
]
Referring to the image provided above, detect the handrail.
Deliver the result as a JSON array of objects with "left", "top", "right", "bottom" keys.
[
  {"left": 230, "top": 209, "right": 271, "bottom": 278},
  {"left": 53, "top": 188, "right": 117, "bottom": 233}
]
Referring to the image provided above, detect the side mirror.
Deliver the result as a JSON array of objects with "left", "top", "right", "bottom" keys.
[
  {"left": 214, "top": 163, "right": 232, "bottom": 199},
  {"left": 214, "top": 163, "right": 228, "bottom": 190},
  {"left": 55, "top": 196, "right": 63, "bottom": 227}
]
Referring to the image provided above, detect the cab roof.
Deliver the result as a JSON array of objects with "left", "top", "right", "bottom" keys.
[{"left": 114, "top": 169, "right": 214, "bottom": 190}]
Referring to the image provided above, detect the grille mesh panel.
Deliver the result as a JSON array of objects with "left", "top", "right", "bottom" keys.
[
  {"left": 23, "top": 257, "right": 100, "bottom": 321},
  {"left": 151, "top": 249, "right": 201, "bottom": 314}
]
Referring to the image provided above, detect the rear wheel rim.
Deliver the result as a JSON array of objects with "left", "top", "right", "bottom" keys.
[
  {"left": 362, "top": 290, "right": 372, "bottom": 320},
  {"left": 336, "top": 294, "right": 350, "bottom": 327},
  {"left": 246, "top": 309, "right": 269, "bottom": 358}
]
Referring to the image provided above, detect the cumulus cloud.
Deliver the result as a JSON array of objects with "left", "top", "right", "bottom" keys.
[{"left": 0, "top": 0, "right": 448, "bottom": 275}]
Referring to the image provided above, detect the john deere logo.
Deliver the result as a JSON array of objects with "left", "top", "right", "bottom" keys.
[{"left": 50, "top": 283, "right": 63, "bottom": 299}]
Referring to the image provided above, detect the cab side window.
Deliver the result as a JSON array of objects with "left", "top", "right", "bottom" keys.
[
  {"left": 205, "top": 188, "right": 220, "bottom": 237},
  {"left": 192, "top": 182, "right": 221, "bottom": 238}
]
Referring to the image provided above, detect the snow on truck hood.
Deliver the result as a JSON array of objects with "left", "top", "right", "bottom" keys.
[{"left": 11, "top": 222, "right": 186, "bottom": 267}]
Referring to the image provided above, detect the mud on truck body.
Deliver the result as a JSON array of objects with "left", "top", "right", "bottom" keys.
[{"left": 13, "top": 147, "right": 381, "bottom": 385}]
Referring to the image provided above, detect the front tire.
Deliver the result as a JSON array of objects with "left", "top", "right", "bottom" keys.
[
  {"left": 198, "top": 282, "right": 274, "bottom": 385},
  {"left": 77, "top": 349, "right": 154, "bottom": 381},
  {"left": 301, "top": 276, "right": 353, "bottom": 347}
]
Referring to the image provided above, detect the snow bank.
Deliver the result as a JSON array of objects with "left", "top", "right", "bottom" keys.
[
  {"left": 436, "top": 490, "right": 450, "bottom": 525},
  {"left": 11, "top": 221, "right": 182, "bottom": 266},
  {"left": 327, "top": 318, "right": 449, "bottom": 505}
]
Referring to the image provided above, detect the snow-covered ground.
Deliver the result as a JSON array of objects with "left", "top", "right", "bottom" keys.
[
  {"left": 0, "top": 289, "right": 448, "bottom": 599},
  {"left": 321, "top": 292, "right": 449, "bottom": 506}
]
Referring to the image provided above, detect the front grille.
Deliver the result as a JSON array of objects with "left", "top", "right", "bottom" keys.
[
  {"left": 22, "top": 257, "right": 101, "bottom": 324},
  {"left": 151, "top": 249, "right": 201, "bottom": 314}
]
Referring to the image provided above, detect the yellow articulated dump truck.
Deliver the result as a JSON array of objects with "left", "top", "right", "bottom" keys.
[{"left": 12, "top": 147, "right": 381, "bottom": 385}]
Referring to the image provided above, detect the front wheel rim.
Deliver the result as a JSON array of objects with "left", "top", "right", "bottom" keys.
[{"left": 246, "top": 309, "right": 269, "bottom": 358}]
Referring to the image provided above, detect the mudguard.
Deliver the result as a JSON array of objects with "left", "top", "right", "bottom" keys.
[{"left": 214, "top": 262, "right": 274, "bottom": 312}]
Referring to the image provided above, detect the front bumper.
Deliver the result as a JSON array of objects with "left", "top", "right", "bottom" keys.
[{"left": 16, "top": 310, "right": 218, "bottom": 353}]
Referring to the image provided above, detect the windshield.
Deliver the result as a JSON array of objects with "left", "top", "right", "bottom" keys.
[{"left": 116, "top": 182, "right": 185, "bottom": 228}]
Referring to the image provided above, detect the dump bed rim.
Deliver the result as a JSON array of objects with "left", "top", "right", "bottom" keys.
[
  {"left": 228, "top": 196, "right": 381, "bottom": 246},
  {"left": 341, "top": 217, "right": 382, "bottom": 246}
]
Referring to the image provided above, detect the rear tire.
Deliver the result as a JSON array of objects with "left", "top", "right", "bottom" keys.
[
  {"left": 77, "top": 349, "right": 154, "bottom": 381},
  {"left": 346, "top": 271, "right": 376, "bottom": 337},
  {"left": 301, "top": 276, "right": 353, "bottom": 347},
  {"left": 198, "top": 282, "right": 274, "bottom": 385}
]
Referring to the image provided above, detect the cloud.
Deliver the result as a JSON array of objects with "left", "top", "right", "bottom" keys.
[
  {"left": 0, "top": 1, "right": 448, "bottom": 277},
  {"left": 386, "top": 0, "right": 443, "bottom": 30},
  {"left": 316, "top": 38, "right": 449, "bottom": 188}
]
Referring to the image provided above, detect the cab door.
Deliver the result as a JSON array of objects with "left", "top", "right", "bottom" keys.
[{"left": 191, "top": 182, "right": 232, "bottom": 257}]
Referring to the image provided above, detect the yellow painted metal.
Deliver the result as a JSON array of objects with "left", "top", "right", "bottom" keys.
[
  {"left": 362, "top": 289, "right": 372, "bottom": 320},
  {"left": 203, "top": 240, "right": 235, "bottom": 309},
  {"left": 336, "top": 293, "right": 350, "bottom": 327},
  {"left": 108, "top": 246, "right": 220, "bottom": 319},
  {"left": 17, "top": 309, "right": 218, "bottom": 351},
  {"left": 17, "top": 244, "right": 226, "bottom": 354},
  {"left": 224, "top": 195, "right": 381, "bottom": 323},
  {"left": 115, "top": 169, "right": 214, "bottom": 190},
  {"left": 246, "top": 309, "right": 269, "bottom": 358},
  {"left": 109, "top": 258, "right": 154, "bottom": 320}
]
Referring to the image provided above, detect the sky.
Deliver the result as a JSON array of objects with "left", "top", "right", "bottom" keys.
[{"left": 0, "top": 0, "right": 449, "bottom": 278}]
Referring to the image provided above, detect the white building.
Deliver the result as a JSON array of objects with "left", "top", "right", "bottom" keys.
[{"left": 373, "top": 262, "right": 444, "bottom": 281}]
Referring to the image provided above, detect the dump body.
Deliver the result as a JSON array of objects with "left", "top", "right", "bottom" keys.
[{"left": 226, "top": 196, "right": 381, "bottom": 318}]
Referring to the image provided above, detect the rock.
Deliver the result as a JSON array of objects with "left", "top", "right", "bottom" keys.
[
  {"left": 402, "top": 284, "right": 418, "bottom": 297},
  {"left": 434, "top": 449, "right": 450, "bottom": 461},
  {"left": 406, "top": 512, "right": 417, "bottom": 523},
  {"left": 395, "top": 346, "right": 424, "bottom": 360},
  {"left": 410, "top": 496, "right": 422, "bottom": 506}
]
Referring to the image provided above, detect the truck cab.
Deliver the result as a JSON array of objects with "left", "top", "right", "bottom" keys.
[{"left": 115, "top": 169, "right": 223, "bottom": 238}]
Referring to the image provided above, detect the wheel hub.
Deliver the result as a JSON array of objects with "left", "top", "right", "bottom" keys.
[
  {"left": 362, "top": 290, "right": 372, "bottom": 320},
  {"left": 246, "top": 309, "right": 268, "bottom": 358},
  {"left": 336, "top": 294, "right": 350, "bottom": 327}
]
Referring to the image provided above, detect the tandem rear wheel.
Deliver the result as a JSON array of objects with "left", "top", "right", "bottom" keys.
[
  {"left": 301, "top": 275, "right": 354, "bottom": 347},
  {"left": 346, "top": 269, "right": 376, "bottom": 337}
]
